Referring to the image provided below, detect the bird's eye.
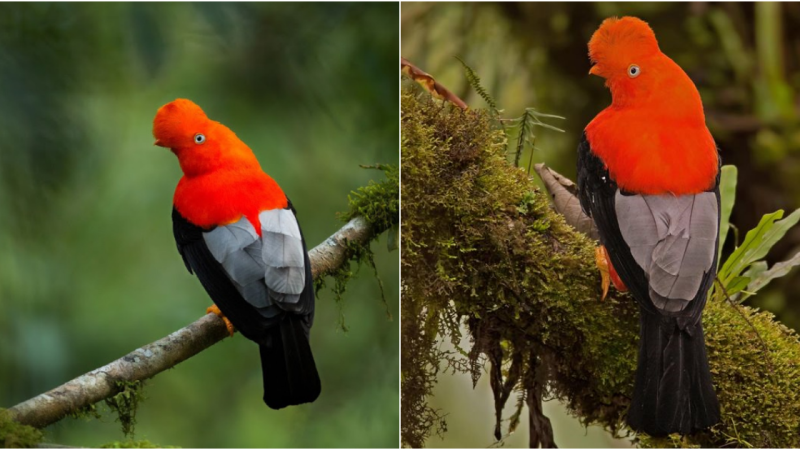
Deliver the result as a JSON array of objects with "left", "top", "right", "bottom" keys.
[
  {"left": 194, "top": 133, "right": 206, "bottom": 144},
  {"left": 628, "top": 64, "right": 641, "bottom": 78}
]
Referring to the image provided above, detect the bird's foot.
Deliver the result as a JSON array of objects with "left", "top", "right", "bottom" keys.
[
  {"left": 595, "top": 247, "right": 611, "bottom": 301},
  {"left": 595, "top": 245, "right": 628, "bottom": 301},
  {"left": 207, "top": 304, "right": 236, "bottom": 336}
]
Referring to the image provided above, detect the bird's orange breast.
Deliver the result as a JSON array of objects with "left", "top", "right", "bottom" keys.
[
  {"left": 586, "top": 107, "right": 718, "bottom": 195},
  {"left": 173, "top": 169, "right": 288, "bottom": 233}
]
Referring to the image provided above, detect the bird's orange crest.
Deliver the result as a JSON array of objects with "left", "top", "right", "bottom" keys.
[
  {"left": 585, "top": 17, "right": 718, "bottom": 195},
  {"left": 154, "top": 99, "right": 287, "bottom": 230}
]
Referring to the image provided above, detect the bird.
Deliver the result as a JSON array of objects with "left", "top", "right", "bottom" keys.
[
  {"left": 576, "top": 17, "right": 721, "bottom": 436},
  {"left": 153, "top": 98, "right": 321, "bottom": 409}
]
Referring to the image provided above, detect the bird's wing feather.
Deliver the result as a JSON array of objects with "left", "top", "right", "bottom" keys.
[
  {"left": 173, "top": 200, "right": 315, "bottom": 342},
  {"left": 615, "top": 192, "right": 718, "bottom": 312},
  {"left": 577, "top": 132, "right": 720, "bottom": 318},
  {"left": 172, "top": 207, "right": 276, "bottom": 341}
]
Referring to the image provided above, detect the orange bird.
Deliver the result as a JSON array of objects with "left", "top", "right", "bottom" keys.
[
  {"left": 154, "top": 99, "right": 321, "bottom": 409},
  {"left": 577, "top": 17, "right": 721, "bottom": 435}
]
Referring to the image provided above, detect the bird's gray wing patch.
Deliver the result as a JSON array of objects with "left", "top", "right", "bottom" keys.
[
  {"left": 615, "top": 191, "right": 718, "bottom": 312},
  {"left": 203, "top": 216, "right": 271, "bottom": 309},
  {"left": 259, "top": 209, "right": 306, "bottom": 296},
  {"left": 202, "top": 210, "right": 307, "bottom": 316}
]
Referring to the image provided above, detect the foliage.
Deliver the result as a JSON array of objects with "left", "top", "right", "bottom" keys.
[
  {"left": 401, "top": 87, "right": 800, "bottom": 448},
  {"left": 711, "top": 166, "right": 800, "bottom": 304},
  {"left": 456, "top": 57, "right": 499, "bottom": 112},
  {"left": 455, "top": 58, "right": 565, "bottom": 168},
  {"left": 0, "top": 409, "right": 43, "bottom": 448},
  {"left": 716, "top": 208, "right": 800, "bottom": 301}
]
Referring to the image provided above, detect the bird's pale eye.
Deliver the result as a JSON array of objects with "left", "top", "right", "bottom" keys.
[
  {"left": 627, "top": 64, "right": 641, "bottom": 78},
  {"left": 194, "top": 133, "right": 206, "bottom": 144}
]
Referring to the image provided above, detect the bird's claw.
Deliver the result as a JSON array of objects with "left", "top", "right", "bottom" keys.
[
  {"left": 595, "top": 246, "right": 611, "bottom": 301},
  {"left": 207, "top": 304, "right": 236, "bottom": 337},
  {"left": 595, "top": 245, "right": 628, "bottom": 301}
]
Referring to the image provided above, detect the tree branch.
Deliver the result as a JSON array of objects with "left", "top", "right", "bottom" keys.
[
  {"left": 401, "top": 89, "right": 800, "bottom": 448},
  {"left": 7, "top": 216, "right": 374, "bottom": 429}
]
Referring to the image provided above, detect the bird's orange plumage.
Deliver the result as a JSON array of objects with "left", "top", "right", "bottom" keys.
[
  {"left": 153, "top": 99, "right": 287, "bottom": 232},
  {"left": 585, "top": 17, "right": 718, "bottom": 195}
]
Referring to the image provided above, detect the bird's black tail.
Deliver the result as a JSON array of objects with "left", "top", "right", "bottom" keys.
[
  {"left": 627, "top": 309, "right": 720, "bottom": 436},
  {"left": 259, "top": 315, "right": 321, "bottom": 409}
]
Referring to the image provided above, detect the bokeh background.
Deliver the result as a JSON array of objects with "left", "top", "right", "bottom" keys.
[
  {"left": 402, "top": 2, "right": 800, "bottom": 447},
  {"left": 0, "top": 3, "right": 398, "bottom": 447}
]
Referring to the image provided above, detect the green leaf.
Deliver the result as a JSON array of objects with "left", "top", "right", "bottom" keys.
[
  {"left": 740, "top": 251, "right": 800, "bottom": 302},
  {"left": 718, "top": 165, "right": 738, "bottom": 262},
  {"left": 719, "top": 208, "right": 800, "bottom": 285},
  {"left": 726, "top": 276, "right": 751, "bottom": 297}
]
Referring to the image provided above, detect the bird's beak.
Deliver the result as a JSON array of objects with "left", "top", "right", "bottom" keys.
[
  {"left": 154, "top": 139, "right": 165, "bottom": 147},
  {"left": 589, "top": 65, "right": 601, "bottom": 76}
]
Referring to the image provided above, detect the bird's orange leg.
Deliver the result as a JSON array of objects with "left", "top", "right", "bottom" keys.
[
  {"left": 595, "top": 245, "right": 628, "bottom": 300},
  {"left": 207, "top": 304, "right": 236, "bottom": 337}
]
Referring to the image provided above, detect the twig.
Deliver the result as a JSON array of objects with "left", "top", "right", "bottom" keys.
[
  {"left": 8, "top": 217, "right": 375, "bottom": 429},
  {"left": 401, "top": 57, "right": 468, "bottom": 110}
]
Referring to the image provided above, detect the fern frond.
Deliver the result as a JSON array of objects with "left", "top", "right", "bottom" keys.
[{"left": 455, "top": 56, "right": 498, "bottom": 113}]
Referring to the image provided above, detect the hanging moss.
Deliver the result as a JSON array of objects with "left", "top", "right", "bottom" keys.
[
  {"left": 317, "top": 163, "right": 399, "bottom": 330},
  {"left": 0, "top": 409, "right": 43, "bottom": 448},
  {"left": 104, "top": 380, "right": 146, "bottom": 438},
  {"left": 401, "top": 88, "right": 800, "bottom": 448}
]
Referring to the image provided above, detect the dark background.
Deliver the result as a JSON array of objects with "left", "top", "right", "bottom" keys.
[
  {"left": 403, "top": 2, "right": 800, "bottom": 447},
  {"left": 0, "top": 3, "right": 399, "bottom": 447}
]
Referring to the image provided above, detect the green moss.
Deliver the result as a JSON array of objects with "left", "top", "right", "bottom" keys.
[
  {"left": 68, "top": 402, "right": 102, "bottom": 421},
  {"left": 341, "top": 163, "right": 399, "bottom": 233},
  {"left": 100, "top": 439, "right": 178, "bottom": 448},
  {"left": 316, "top": 163, "right": 398, "bottom": 330},
  {"left": 0, "top": 409, "right": 44, "bottom": 448},
  {"left": 401, "top": 88, "right": 800, "bottom": 448},
  {"left": 104, "top": 380, "right": 145, "bottom": 438}
]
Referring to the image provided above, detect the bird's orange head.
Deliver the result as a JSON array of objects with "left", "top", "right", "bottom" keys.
[
  {"left": 585, "top": 17, "right": 718, "bottom": 195},
  {"left": 588, "top": 16, "right": 688, "bottom": 108},
  {"left": 153, "top": 99, "right": 260, "bottom": 177}
]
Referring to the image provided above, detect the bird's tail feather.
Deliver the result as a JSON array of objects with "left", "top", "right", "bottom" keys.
[
  {"left": 627, "top": 309, "right": 720, "bottom": 436},
  {"left": 259, "top": 316, "right": 321, "bottom": 409}
]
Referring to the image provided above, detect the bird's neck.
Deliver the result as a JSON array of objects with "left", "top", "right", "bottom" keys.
[
  {"left": 173, "top": 169, "right": 287, "bottom": 230},
  {"left": 586, "top": 105, "right": 718, "bottom": 195}
]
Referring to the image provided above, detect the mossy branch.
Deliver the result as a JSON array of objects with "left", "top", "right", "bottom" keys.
[
  {"left": 401, "top": 89, "right": 800, "bottom": 448},
  {"left": 7, "top": 213, "right": 388, "bottom": 431}
]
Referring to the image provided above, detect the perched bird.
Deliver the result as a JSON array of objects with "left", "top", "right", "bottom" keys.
[
  {"left": 577, "top": 17, "right": 721, "bottom": 435},
  {"left": 153, "top": 99, "right": 321, "bottom": 409}
]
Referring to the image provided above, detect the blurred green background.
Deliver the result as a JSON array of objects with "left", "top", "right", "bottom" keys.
[
  {"left": 0, "top": 3, "right": 398, "bottom": 448},
  {"left": 402, "top": 2, "right": 800, "bottom": 447}
]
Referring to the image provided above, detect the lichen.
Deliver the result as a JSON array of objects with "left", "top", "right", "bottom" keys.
[
  {"left": 104, "top": 380, "right": 145, "bottom": 438},
  {"left": 401, "top": 87, "right": 800, "bottom": 448},
  {"left": 0, "top": 409, "right": 43, "bottom": 448}
]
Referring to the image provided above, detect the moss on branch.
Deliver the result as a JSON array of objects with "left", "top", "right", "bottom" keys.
[
  {"left": 0, "top": 409, "right": 43, "bottom": 448},
  {"left": 400, "top": 89, "right": 800, "bottom": 448}
]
